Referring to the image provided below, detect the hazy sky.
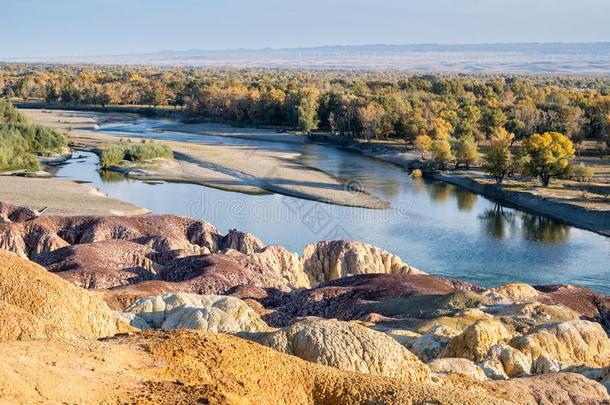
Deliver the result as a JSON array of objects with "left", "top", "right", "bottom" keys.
[{"left": 2, "top": 0, "right": 610, "bottom": 57}]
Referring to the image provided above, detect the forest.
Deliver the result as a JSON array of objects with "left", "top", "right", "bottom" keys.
[
  {"left": 0, "top": 64, "right": 608, "bottom": 182},
  {"left": 0, "top": 64, "right": 608, "bottom": 142}
]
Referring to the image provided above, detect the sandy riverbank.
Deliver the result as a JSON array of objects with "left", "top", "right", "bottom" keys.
[
  {"left": 0, "top": 176, "right": 148, "bottom": 216},
  {"left": 22, "top": 109, "right": 388, "bottom": 209},
  {"left": 22, "top": 108, "right": 610, "bottom": 233},
  {"left": 160, "top": 121, "right": 308, "bottom": 144}
]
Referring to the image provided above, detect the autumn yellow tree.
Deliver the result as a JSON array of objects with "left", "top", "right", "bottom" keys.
[
  {"left": 483, "top": 128, "right": 514, "bottom": 184},
  {"left": 431, "top": 138, "right": 454, "bottom": 169},
  {"left": 432, "top": 117, "right": 453, "bottom": 140},
  {"left": 521, "top": 132, "right": 575, "bottom": 187},
  {"left": 415, "top": 134, "right": 433, "bottom": 159},
  {"left": 359, "top": 104, "right": 384, "bottom": 141}
]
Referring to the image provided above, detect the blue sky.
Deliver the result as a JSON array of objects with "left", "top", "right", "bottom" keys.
[{"left": 2, "top": 0, "right": 610, "bottom": 57}]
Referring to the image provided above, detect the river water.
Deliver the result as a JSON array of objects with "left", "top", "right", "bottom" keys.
[{"left": 55, "top": 118, "right": 610, "bottom": 293}]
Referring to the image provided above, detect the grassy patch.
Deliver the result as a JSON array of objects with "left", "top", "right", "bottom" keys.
[{"left": 100, "top": 141, "right": 173, "bottom": 168}]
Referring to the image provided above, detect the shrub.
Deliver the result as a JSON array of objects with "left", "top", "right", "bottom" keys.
[
  {"left": 0, "top": 128, "right": 41, "bottom": 171},
  {"left": 99, "top": 145, "right": 126, "bottom": 168},
  {"left": 571, "top": 163, "right": 595, "bottom": 182},
  {"left": 0, "top": 99, "right": 27, "bottom": 124},
  {"left": 126, "top": 142, "right": 173, "bottom": 162},
  {"left": 0, "top": 100, "right": 67, "bottom": 171},
  {"left": 99, "top": 142, "right": 173, "bottom": 168},
  {"left": 410, "top": 168, "right": 423, "bottom": 178}
]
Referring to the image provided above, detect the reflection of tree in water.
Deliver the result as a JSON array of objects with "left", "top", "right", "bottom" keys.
[
  {"left": 377, "top": 179, "right": 401, "bottom": 199},
  {"left": 455, "top": 188, "right": 478, "bottom": 212},
  {"left": 99, "top": 170, "right": 127, "bottom": 183},
  {"left": 409, "top": 176, "right": 427, "bottom": 195},
  {"left": 479, "top": 203, "right": 516, "bottom": 240},
  {"left": 520, "top": 213, "right": 570, "bottom": 243},
  {"left": 428, "top": 182, "right": 451, "bottom": 203}
]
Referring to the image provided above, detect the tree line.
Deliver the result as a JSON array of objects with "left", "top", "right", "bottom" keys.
[
  {"left": 1, "top": 64, "right": 608, "bottom": 183},
  {"left": 1, "top": 64, "right": 608, "bottom": 146}
]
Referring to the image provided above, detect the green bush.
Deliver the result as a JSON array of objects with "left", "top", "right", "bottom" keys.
[
  {"left": 100, "top": 145, "right": 127, "bottom": 168},
  {"left": 0, "top": 100, "right": 67, "bottom": 171},
  {"left": 99, "top": 142, "right": 173, "bottom": 168},
  {"left": 0, "top": 127, "right": 41, "bottom": 171},
  {"left": 126, "top": 142, "right": 173, "bottom": 162},
  {"left": 0, "top": 123, "right": 67, "bottom": 155},
  {"left": 0, "top": 99, "right": 27, "bottom": 124}
]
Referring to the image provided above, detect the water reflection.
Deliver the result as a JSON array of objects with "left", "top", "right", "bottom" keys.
[
  {"left": 428, "top": 182, "right": 452, "bottom": 203},
  {"left": 375, "top": 178, "right": 402, "bottom": 199},
  {"left": 100, "top": 170, "right": 127, "bottom": 183},
  {"left": 520, "top": 213, "right": 571, "bottom": 244},
  {"left": 455, "top": 188, "right": 478, "bottom": 212},
  {"left": 479, "top": 204, "right": 570, "bottom": 244},
  {"left": 479, "top": 204, "right": 517, "bottom": 240}
]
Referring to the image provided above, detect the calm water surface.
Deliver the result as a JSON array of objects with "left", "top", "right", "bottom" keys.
[{"left": 55, "top": 118, "right": 610, "bottom": 294}]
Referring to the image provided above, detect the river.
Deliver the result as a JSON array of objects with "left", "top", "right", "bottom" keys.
[{"left": 54, "top": 118, "right": 610, "bottom": 293}]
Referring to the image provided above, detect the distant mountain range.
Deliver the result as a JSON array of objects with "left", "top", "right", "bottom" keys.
[{"left": 6, "top": 43, "right": 610, "bottom": 74}]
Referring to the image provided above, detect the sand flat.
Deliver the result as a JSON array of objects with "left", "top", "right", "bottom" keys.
[
  {"left": 0, "top": 176, "right": 148, "bottom": 216},
  {"left": 22, "top": 108, "right": 388, "bottom": 209}
]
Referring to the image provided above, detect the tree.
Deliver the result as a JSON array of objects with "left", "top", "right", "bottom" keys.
[
  {"left": 296, "top": 87, "right": 320, "bottom": 133},
  {"left": 604, "top": 112, "right": 610, "bottom": 147},
  {"left": 44, "top": 83, "right": 59, "bottom": 104},
  {"left": 396, "top": 112, "right": 427, "bottom": 143},
  {"left": 431, "top": 139, "right": 454, "bottom": 169},
  {"left": 358, "top": 104, "right": 384, "bottom": 141},
  {"left": 481, "top": 108, "right": 507, "bottom": 138},
  {"left": 453, "top": 136, "right": 479, "bottom": 169},
  {"left": 505, "top": 118, "right": 527, "bottom": 144},
  {"left": 328, "top": 111, "right": 337, "bottom": 134},
  {"left": 415, "top": 134, "right": 433, "bottom": 159},
  {"left": 521, "top": 132, "right": 575, "bottom": 187},
  {"left": 483, "top": 128, "right": 514, "bottom": 184},
  {"left": 432, "top": 117, "right": 453, "bottom": 140}
]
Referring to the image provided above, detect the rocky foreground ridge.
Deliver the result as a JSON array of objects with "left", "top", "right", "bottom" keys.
[{"left": 0, "top": 200, "right": 609, "bottom": 404}]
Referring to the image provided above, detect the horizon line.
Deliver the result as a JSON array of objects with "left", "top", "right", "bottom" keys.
[{"left": 4, "top": 41, "right": 610, "bottom": 61}]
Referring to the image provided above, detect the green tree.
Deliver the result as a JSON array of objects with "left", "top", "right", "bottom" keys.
[
  {"left": 44, "top": 83, "right": 59, "bottom": 104},
  {"left": 294, "top": 87, "right": 320, "bottom": 133},
  {"left": 431, "top": 138, "right": 454, "bottom": 169},
  {"left": 483, "top": 128, "right": 514, "bottom": 184},
  {"left": 521, "top": 132, "right": 575, "bottom": 187},
  {"left": 505, "top": 118, "right": 527, "bottom": 143},
  {"left": 481, "top": 108, "right": 507, "bottom": 138},
  {"left": 453, "top": 136, "right": 479, "bottom": 169}
]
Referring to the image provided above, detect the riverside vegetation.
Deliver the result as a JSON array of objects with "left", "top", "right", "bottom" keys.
[
  {"left": 2, "top": 64, "right": 609, "bottom": 144},
  {"left": 0, "top": 98, "right": 67, "bottom": 171},
  {"left": 3, "top": 64, "right": 608, "bottom": 185},
  {"left": 99, "top": 140, "right": 173, "bottom": 168}
]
